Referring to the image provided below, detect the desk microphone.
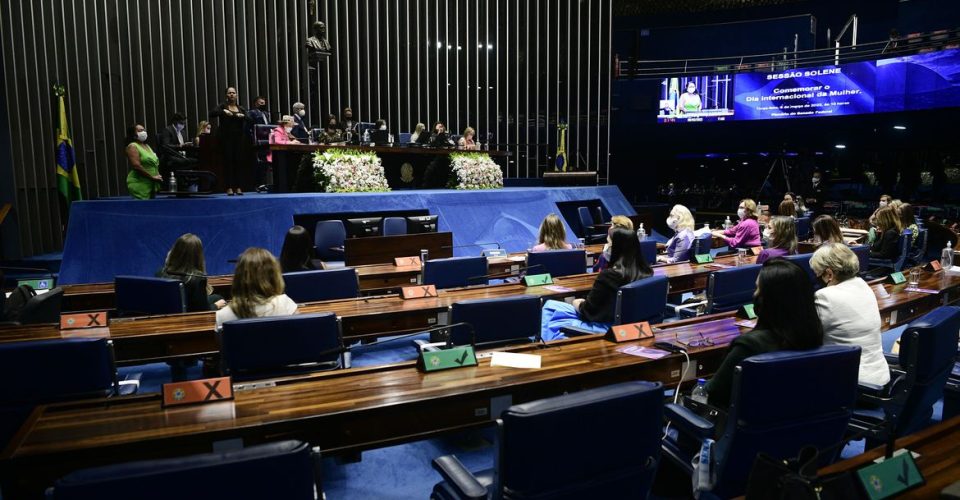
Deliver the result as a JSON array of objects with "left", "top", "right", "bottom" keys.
[{"left": 309, "top": 322, "right": 477, "bottom": 362}]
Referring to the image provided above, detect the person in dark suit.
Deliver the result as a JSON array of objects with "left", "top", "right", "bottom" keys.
[
  {"left": 804, "top": 170, "right": 827, "bottom": 219},
  {"left": 157, "top": 112, "right": 198, "bottom": 177},
  {"left": 247, "top": 96, "right": 271, "bottom": 128},
  {"left": 291, "top": 102, "right": 309, "bottom": 141}
]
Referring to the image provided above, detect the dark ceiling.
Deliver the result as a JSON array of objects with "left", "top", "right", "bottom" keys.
[{"left": 613, "top": 0, "right": 809, "bottom": 16}]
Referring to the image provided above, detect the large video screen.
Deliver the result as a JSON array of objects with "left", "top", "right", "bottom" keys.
[{"left": 657, "top": 47, "right": 960, "bottom": 123}]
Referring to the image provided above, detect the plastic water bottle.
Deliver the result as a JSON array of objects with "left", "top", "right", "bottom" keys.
[
  {"left": 691, "top": 378, "right": 708, "bottom": 404},
  {"left": 168, "top": 172, "right": 177, "bottom": 192},
  {"left": 724, "top": 216, "right": 732, "bottom": 230},
  {"left": 942, "top": 241, "right": 954, "bottom": 270},
  {"left": 636, "top": 223, "right": 647, "bottom": 241},
  {"left": 363, "top": 128, "right": 370, "bottom": 144}
]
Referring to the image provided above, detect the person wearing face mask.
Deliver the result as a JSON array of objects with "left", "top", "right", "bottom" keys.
[
  {"left": 713, "top": 198, "right": 762, "bottom": 250},
  {"left": 811, "top": 243, "right": 889, "bottom": 385},
  {"left": 458, "top": 127, "right": 479, "bottom": 150},
  {"left": 317, "top": 114, "right": 344, "bottom": 144},
  {"left": 592, "top": 215, "right": 633, "bottom": 272},
  {"left": 756, "top": 216, "right": 798, "bottom": 264},
  {"left": 705, "top": 258, "right": 823, "bottom": 407},
  {"left": 340, "top": 107, "right": 356, "bottom": 134},
  {"left": 247, "top": 96, "right": 270, "bottom": 126},
  {"left": 267, "top": 115, "right": 301, "bottom": 164},
  {"left": 370, "top": 119, "right": 393, "bottom": 145},
  {"left": 210, "top": 86, "right": 251, "bottom": 195},
  {"left": 195, "top": 120, "right": 212, "bottom": 144},
  {"left": 125, "top": 124, "right": 162, "bottom": 200},
  {"left": 158, "top": 112, "right": 198, "bottom": 177},
  {"left": 291, "top": 102, "right": 309, "bottom": 141},
  {"left": 658, "top": 204, "right": 696, "bottom": 263},
  {"left": 805, "top": 171, "right": 826, "bottom": 218},
  {"left": 867, "top": 194, "right": 893, "bottom": 244}
]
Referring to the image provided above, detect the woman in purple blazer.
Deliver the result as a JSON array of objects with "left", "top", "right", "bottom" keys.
[
  {"left": 714, "top": 198, "right": 763, "bottom": 249},
  {"left": 756, "top": 216, "right": 798, "bottom": 264}
]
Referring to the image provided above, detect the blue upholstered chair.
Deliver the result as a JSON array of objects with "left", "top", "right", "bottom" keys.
[
  {"left": 314, "top": 220, "right": 346, "bottom": 261},
  {"left": 662, "top": 345, "right": 861, "bottom": 498},
  {"left": 691, "top": 232, "right": 714, "bottom": 257},
  {"left": 16, "top": 287, "right": 64, "bottom": 324},
  {"left": 114, "top": 276, "right": 185, "bottom": 316},
  {"left": 220, "top": 313, "right": 343, "bottom": 381},
  {"left": 850, "top": 244, "right": 870, "bottom": 275},
  {"left": 907, "top": 228, "right": 928, "bottom": 266},
  {"left": 47, "top": 440, "right": 321, "bottom": 500},
  {"left": 639, "top": 239, "right": 658, "bottom": 265},
  {"left": 0, "top": 338, "right": 123, "bottom": 451},
  {"left": 526, "top": 249, "right": 586, "bottom": 278},
  {"left": 399, "top": 132, "right": 412, "bottom": 144},
  {"left": 869, "top": 230, "right": 912, "bottom": 273},
  {"left": 430, "top": 381, "right": 664, "bottom": 500},
  {"left": 577, "top": 206, "right": 605, "bottom": 243},
  {"left": 561, "top": 275, "right": 670, "bottom": 338},
  {"left": 796, "top": 216, "right": 812, "bottom": 241},
  {"left": 382, "top": 216, "right": 407, "bottom": 236},
  {"left": 783, "top": 253, "right": 818, "bottom": 287},
  {"left": 282, "top": 268, "right": 359, "bottom": 303},
  {"left": 423, "top": 256, "right": 488, "bottom": 289},
  {"left": 449, "top": 296, "right": 542, "bottom": 346},
  {"left": 669, "top": 264, "right": 761, "bottom": 318},
  {"left": 848, "top": 306, "right": 960, "bottom": 447}
]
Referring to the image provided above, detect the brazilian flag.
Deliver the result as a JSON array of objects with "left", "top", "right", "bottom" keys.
[{"left": 54, "top": 84, "right": 81, "bottom": 219}]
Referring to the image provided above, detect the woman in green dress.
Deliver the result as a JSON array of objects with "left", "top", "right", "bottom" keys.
[{"left": 125, "top": 124, "right": 162, "bottom": 199}]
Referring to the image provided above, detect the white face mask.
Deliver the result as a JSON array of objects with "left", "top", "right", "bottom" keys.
[
  {"left": 284, "top": 126, "right": 293, "bottom": 133},
  {"left": 204, "top": 127, "right": 211, "bottom": 134},
  {"left": 763, "top": 228, "right": 773, "bottom": 240},
  {"left": 379, "top": 125, "right": 387, "bottom": 130},
  {"left": 601, "top": 244, "right": 611, "bottom": 261},
  {"left": 666, "top": 217, "right": 678, "bottom": 230},
  {"left": 737, "top": 208, "right": 746, "bottom": 219},
  {"left": 812, "top": 177, "right": 820, "bottom": 185},
  {"left": 879, "top": 201, "right": 888, "bottom": 207},
  {"left": 174, "top": 123, "right": 185, "bottom": 132},
  {"left": 297, "top": 109, "right": 306, "bottom": 117},
  {"left": 136, "top": 131, "right": 148, "bottom": 142}
]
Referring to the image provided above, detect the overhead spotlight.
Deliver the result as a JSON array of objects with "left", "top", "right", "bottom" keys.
[
  {"left": 835, "top": 144, "right": 847, "bottom": 149},
  {"left": 487, "top": 44, "right": 494, "bottom": 49},
  {"left": 893, "top": 125, "right": 906, "bottom": 130},
  {"left": 742, "top": 161, "right": 748, "bottom": 165},
  {"left": 723, "top": 158, "right": 729, "bottom": 162},
  {"left": 436, "top": 42, "right": 442, "bottom": 49}
]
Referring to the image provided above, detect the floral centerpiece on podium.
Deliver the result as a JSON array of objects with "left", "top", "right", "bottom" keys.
[
  {"left": 448, "top": 152, "right": 503, "bottom": 190},
  {"left": 311, "top": 149, "right": 390, "bottom": 193}
]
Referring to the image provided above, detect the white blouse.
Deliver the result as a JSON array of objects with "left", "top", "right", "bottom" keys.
[
  {"left": 215, "top": 294, "right": 299, "bottom": 330},
  {"left": 815, "top": 277, "right": 890, "bottom": 386}
]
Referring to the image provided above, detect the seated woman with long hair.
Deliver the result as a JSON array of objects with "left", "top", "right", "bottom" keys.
[
  {"left": 812, "top": 215, "right": 844, "bottom": 246},
  {"left": 869, "top": 206, "right": 903, "bottom": 275},
  {"left": 756, "top": 216, "right": 798, "bottom": 264},
  {"left": 593, "top": 215, "right": 633, "bottom": 272},
  {"left": 216, "top": 248, "right": 298, "bottom": 330},
  {"left": 279, "top": 225, "right": 317, "bottom": 273},
  {"left": 530, "top": 213, "right": 573, "bottom": 252},
  {"left": 705, "top": 258, "right": 823, "bottom": 407},
  {"left": 158, "top": 233, "right": 225, "bottom": 311},
  {"left": 540, "top": 227, "right": 654, "bottom": 340}
]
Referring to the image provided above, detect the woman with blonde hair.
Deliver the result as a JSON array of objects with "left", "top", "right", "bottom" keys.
[
  {"left": 659, "top": 204, "right": 696, "bottom": 263},
  {"left": 410, "top": 123, "right": 427, "bottom": 143},
  {"left": 216, "top": 248, "right": 298, "bottom": 330},
  {"left": 593, "top": 215, "right": 635, "bottom": 271},
  {"left": 715, "top": 198, "right": 762, "bottom": 249},
  {"left": 159, "top": 233, "right": 226, "bottom": 311},
  {"left": 756, "top": 216, "right": 798, "bottom": 264},
  {"left": 458, "top": 126, "right": 479, "bottom": 150},
  {"left": 531, "top": 213, "right": 573, "bottom": 252}
]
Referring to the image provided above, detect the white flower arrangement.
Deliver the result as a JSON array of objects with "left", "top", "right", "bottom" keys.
[
  {"left": 312, "top": 149, "right": 390, "bottom": 193},
  {"left": 449, "top": 152, "right": 503, "bottom": 190}
]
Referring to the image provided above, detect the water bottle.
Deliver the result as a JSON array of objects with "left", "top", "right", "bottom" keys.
[
  {"left": 168, "top": 172, "right": 177, "bottom": 192},
  {"left": 691, "top": 378, "right": 708, "bottom": 404},
  {"left": 942, "top": 241, "right": 954, "bottom": 270},
  {"left": 636, "top": 223, "right": 647, "bottom": 241},
  {"left": 363, "top": 128, "right": 370, "bottom": 144},
  {"left": 724, "top": 216, "right": 732, "bottom": 230}
]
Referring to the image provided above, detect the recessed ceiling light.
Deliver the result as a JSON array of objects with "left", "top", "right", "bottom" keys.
[
  {"left": 893, "top": 125, "right": 906, "bottom": 130},
  {"left": 835, "top": 144, "right": 847, "bottom": 149}
]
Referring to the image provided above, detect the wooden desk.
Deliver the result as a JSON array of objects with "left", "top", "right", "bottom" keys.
[
  {"left": 271, "top": 143, "right": 511, "bottom": 157},
  {"left": 58, "top": 244, "right": 605, "bottom": 313},
  {"left": 817, "top": 415, "right": 960, "bottom": 498},
  {"left": 344, "top": 232, "right": 453, "bottom": 266},
  {"left": 0, "top": 314, "right": 742, "bottom": 497}
]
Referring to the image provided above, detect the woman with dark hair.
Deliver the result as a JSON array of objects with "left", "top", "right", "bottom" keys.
[
  {"left": 124, "top": 124, "right": 162, "bottom": 199},
  {"left": 540, "top": 227, "right": 654, "bottom": 340},
  {"left": 209, "top": 86, "right": 250, "bottom": 195},
  {"left": 813, "top": 215, "right": 844, "bottom": 246},
  {"left": 677, "top": 80, "right": 702, "bottom": 114},
  {"left": 158, "top": 233, "right": 226, "bottom": 311},
  {"left": 705, "top": 258, "right": 823, "bottom": 407},
  {"left": 756, "top": 216, "right": 797, "bottom": 264},
  {"left": 279, "top": 225, "right": 317, "bottom": 273}
]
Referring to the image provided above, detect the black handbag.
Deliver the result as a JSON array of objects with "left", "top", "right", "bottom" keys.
[{"left": 745, "top": 446, "right": 861, "bottom": 500}]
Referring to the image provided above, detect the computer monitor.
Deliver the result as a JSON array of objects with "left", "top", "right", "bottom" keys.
[
  {"left": 406, "top": 215, "right": 439, "bottom": 234},
  {"left": 345, "top": 217, "right": 383, "bottom": 238}
]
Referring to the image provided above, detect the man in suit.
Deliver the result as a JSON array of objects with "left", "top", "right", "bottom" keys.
[
  {"left": 247, "top": 96, "right": 271, "bottom": 129},
  {"left": 291, "top": 102, "right": 309, "bottom": 141},
  {"left": 157, "top": 112, "right": 198, "bottom": 177}
]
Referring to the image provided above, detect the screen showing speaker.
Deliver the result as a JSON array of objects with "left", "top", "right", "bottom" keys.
[{"left": 657, "top": 47, "right": 960, "bottom": 123}]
